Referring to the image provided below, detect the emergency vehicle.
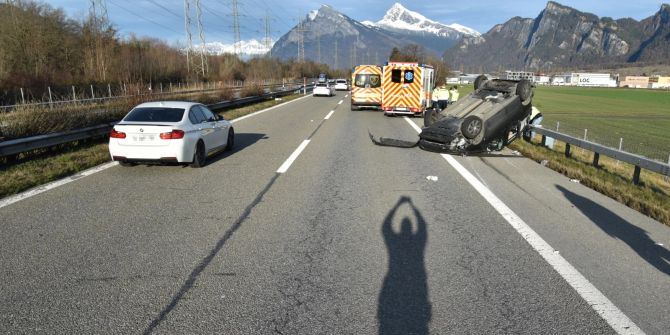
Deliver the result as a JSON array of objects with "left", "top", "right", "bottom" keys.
[
  {"left": 381, "top": 62, "right": 435, "bottom": 116},
  {"left": 350, "top": 65, "right": 383, "bottom": 110}
]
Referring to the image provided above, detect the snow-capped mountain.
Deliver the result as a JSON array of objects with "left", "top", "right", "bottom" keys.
[
  {"left": 201, "top": 39, "right": 272, "bottom": 58},
  {"left": 371, "top": 3, "right": 480, "bottom": 38},
  {"left": 270, "top": 4, "right": 479, "bottom": 67}
]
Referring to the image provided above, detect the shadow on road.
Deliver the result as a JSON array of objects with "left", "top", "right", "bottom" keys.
[
  {"left": 378, "top": 196, "right": 432, "bottom": 335},
  {"left": 556, "top": 185, "right": 670, "bottom": 276},
  {"left": 208, "top": 132, "right": 267, "bottom": 164}
]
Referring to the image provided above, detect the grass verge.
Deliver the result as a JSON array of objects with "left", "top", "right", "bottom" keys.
[
  {"left": 509, "top": 139, "right": 670, "bottom": 227},
  {"left": 0, "top": 93, "right": 305, "bottom": 199}
]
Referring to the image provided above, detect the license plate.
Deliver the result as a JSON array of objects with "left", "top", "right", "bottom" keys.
[
  {"left": 134, "top": 135, "right": 155, "bottom": 142},
  {"left": 395, "top": 107, "right": 407, "bottom": 111}
]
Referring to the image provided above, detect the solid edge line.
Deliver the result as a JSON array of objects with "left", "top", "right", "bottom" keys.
[
  {"left": 402, "top": 117, "right": 644, "bottom": 335},
  {"left": 0, "top": 94, "right": 312, "bottom": 208},
  {"left": 0, "top": 162, "right": 119, "bottom": 210},
  {"left": 276, "top": 140, "right": 311, "bottom": 174},
  {"left": 325, "top": 110, "right": 335, "bottom": 120},
  {"left": 231, "top": 94, "right": 312, "bottom": 124}
]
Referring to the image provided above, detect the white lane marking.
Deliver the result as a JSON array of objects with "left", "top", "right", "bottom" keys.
[
  {"left": 277, "top": 140, "right": 310, "bottom": 174},
  {"left": 338, "top": 100, "right": 343, "bottom": 105},
  {"left": 325, "top": 110, "right": 335, "bottom": 120},
  {"left": 0, "top": 162, "right": 119, "bottom": 209},
  {"left": 345, "top": 94, "right": 349, "bottom": 98},
  {"left": 231, "top": 94, "right": 311, "bottom": 124},
  {"left": 402, "top": 117, "right": 644, "bottom": 335},
  {"left": 0, "top": 95, "right": 312, "bottom": 208}
]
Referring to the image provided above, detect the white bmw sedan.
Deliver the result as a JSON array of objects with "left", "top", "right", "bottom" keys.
[{"left": 109, "top": 101, "right": 234, "bottom": 167}]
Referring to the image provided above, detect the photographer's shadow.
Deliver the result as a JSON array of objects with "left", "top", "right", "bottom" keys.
[{"left": 377, "top": 196, "right": 432, "bottom": 335}]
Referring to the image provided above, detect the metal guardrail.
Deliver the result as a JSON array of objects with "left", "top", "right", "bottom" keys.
[
  {"left": 529, "top": 125, "right": 670, "bottom": 185},
  {"left": 0, "top": 123, "right": 115, "bottom": 157},
  {"left": 0, "top": 86, "right": 311, "bottom": 159}
]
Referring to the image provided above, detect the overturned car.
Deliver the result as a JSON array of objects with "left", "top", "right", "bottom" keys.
[{"left": 370, "top": 75, "right": 534, "bottom": 154}]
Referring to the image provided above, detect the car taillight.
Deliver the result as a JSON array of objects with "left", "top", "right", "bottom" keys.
[
  {"left": 160, "top": 129, "right": 185, "bottom": 139},
  {"left": 410, "top": 108, "right": 419, "bottom": 113},
  {"left": 110, "top": 129, "right": 126, "bottom": 139}
]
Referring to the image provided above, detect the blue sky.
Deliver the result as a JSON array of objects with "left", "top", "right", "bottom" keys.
[{"left": 47, "top": 0, "right": 667, "bottom": 45}]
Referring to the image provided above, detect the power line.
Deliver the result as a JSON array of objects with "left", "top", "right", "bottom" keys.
[
  {"left": 145, "top": 0, "right": 181, "bottom": 19},
  {"left": 108, "top": 0, "right": 182, "bottom": 35}
]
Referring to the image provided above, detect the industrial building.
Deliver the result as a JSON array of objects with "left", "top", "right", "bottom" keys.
[
  {"left": 569, "top": 73, "right": 617, "bottom": 87},
  {"left": 619, "top": 76, "right": 650, "bottom": 88}
]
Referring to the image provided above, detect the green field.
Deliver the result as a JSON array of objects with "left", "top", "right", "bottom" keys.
[
  {"left": 453, "top": 84, "right": 670, "bottom": 161},
  {"left": 533, "top": 86, "right": 670, "bottom": 161}
]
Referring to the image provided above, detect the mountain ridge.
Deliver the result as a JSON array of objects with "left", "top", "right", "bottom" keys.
[{"left": 444, "top": 1, "right": 670, "bottom": 72}]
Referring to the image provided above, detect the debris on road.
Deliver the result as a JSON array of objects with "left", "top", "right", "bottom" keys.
[
  {"left": 426, "top": 176, "right": 439, "bottom": 182},
  {"left": 570, "top": 179, "right": 581, "bottom": 184}
]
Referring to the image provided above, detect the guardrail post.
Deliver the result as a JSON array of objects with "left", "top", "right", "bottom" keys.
[
  {"left": 593, "top": 152, "right": 600, "bottom": 167},
  {"left": 48, "top": 87, "right": 53, "bottom": 107},
  {"left": 633, "top": 166, "right": 641, "bottom": 185},
  {"left": 160, "top": 83, "right": 163, "bottom": 93},
  {"left": 72, "top": 86, "right": 76, "bottom": 101},
  {"left": 90, "top": 85, "right": 95, "bottom": 100},
  {"left": 556, "top": 121, "right": 560, "bottom": 132},
  {"left": 20, "top": 88, "right": 25, "bottom": 104},
  {"left": 541, "top": 135, "right": 546, "bottom": 146},
  {"left": 108, "top": 84, "right": 112, "bottom": 98},
  {"left": 565, "top": 143, "right": 571, "bottom": 157}
]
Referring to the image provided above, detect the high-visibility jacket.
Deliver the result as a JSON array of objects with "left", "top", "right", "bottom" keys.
[
  {"left": 433, "top": 87, "right": 450, "bottom": 101},
  {"left": 530, "top": 106, "right": 542, "bottom": 121},
  {"left": 449, "top": 89, "right": 460, "bottom": 102}
]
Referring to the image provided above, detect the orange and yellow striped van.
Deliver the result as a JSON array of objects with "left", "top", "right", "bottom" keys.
[
  {"left": 381, "top": 62, "right": 435, "bottom": 116},
  {"left": 351, "top": 65, "right": 383, "bottom": 111}
]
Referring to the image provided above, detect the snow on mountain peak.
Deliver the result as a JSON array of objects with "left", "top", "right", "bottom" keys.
[
  {"left": 377, "top": 3, "right": 480, "bottom": 38},
  {"left": 202, "top": 39, "right": 272, "bottom": 57}
]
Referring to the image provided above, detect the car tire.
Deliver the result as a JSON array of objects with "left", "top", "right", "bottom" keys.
[
  {"left": 474, "top": 75, "right": 489, "bottom": 90},
  {"left": 118, "top": 161, "right": 135, "bottom": 167},
  {"left": 191, "top": 140, "right": 206, "bottom": 168},
  {"left": 516, "top": 80, "right": 533, "bottom": 106},
  {"left": 461, "top": 115, "right": 483, "bottom": 139},
  {"left": 351, "top": 105, "right": 359, "bottom": 111},
  {"left": 225, "top": 128, "right": 235, "bottom": 151}
]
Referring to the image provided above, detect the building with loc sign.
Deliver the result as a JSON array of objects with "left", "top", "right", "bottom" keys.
[{"left": 569, "top": 73, "right": 617, "bottom": 87}]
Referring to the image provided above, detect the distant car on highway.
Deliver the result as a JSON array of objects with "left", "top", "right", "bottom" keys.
[
  {"left": 313, "top": 83, "right": 335, "bottom": 97},
  {"left": 334, "top": 79, "right": 349, "bottom": 91},
  {"left": 109, "top": 101, "right": 234, "bottom": 167}
]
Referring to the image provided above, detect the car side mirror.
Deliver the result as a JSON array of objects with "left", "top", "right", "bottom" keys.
[{"left": 216, "top": 114, "right": 224, "bottom": 121}]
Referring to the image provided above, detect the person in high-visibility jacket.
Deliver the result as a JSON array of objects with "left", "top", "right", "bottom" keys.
[
  {"left": 523, "top": 106, "right": 543, "bottom": 141},
  {"left": 449, "top": 86, "right": 460, "bottom": 104},
  {"left": 432, "top": 83, "right": 450, "bottom": 110}
]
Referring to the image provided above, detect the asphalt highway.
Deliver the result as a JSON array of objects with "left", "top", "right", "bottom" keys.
[{"left": 1, "top": 92, "right": 668, "bottom": 334}]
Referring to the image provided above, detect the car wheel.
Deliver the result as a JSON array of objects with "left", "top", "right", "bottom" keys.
[
  {"left": 191, "top": 140, "right": 206, "bottom": 168},
  {"left": 424, "top": 108, "right": 441, "bottom": 127},
  {"left": 461, "top": 115, "right": 483, "bottom": 139},
  {"left": 351, "top": 105, "right": 359, "bottom": 111},
  {"left": 225, "top": 128, "right": 235, "bottom": 151},
  {"left": 474, "top": 75, "right": 489, "bottom": 90},
  {"left": 516, "top": 80, "right": 533, "bottom": 106}
]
